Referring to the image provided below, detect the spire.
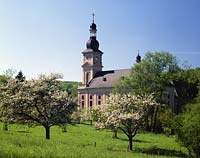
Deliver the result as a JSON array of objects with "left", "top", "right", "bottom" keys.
[
  {"left": 86, "top": 14, "right": 99, "bottom": 50},
  {"left": 92, "top": 13, "right": 95, "bottom": 23},
  {"left": 136, "top": 50, "right": 141, "bottom": 63},
  {"left": 90, "top": 13, "right": 97, "bottom": 37}
]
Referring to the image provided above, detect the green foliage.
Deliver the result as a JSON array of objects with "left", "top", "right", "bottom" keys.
[
  {"left": 159, "top": 107, "right": 174, "bottom": 135},
  {"left": 114, "top": 51, "right": 180, "bottom": 133},
  {"left": 0, "top": 123, "right": 187, "bottom": 158},
  {"left": 0, "top": 75, "right": 9, "bottom": 85},
  {"left": 171, "top": 68, "right": 200, "bottom": 112},
  {"left": 61, "top": 81, "right": 80, "bottom": 98},
  {"left": 114, "top": 51, "right": 180, "bottom": 97},
  {"left": 173, "top": 103, "right": 200, "bottom": 157}
]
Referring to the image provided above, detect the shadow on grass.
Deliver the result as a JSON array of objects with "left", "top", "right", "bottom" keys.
[
  {"left": 135, "top": 147, "right": 188, "bottom": 157},
  {"left": 15, "top": 130, "right": 31, "bottom": 133},
  {"left": 118, "top": 138, "right": 150, "bottom": 143},
  {"left": 80, "top": 122, "right": 93, "bottom": 126},
  {"left": 4, "top": 130, "right": 32, "bottom": 134},
  {"left": 106, "top": 146, "right": 187, "bottom": 157}
]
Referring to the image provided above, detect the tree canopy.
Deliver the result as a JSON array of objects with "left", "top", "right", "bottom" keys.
[
  {"left": 61, "top": 81, "right": 80, "bottom": 98},
  {"left": 92, "top": 93, "right": 159, "bottom": 151},
  {"left": 0, "top": 73, "right": 77, "bottom": 139},
  {"left": 173, "top": 103, "right": 200, "bottom": 158},
  {"left": 171, "top": 68, "right": 200, "bottom": 112},
  {"left": 114, "top": 51, "right": 181, "bottom": 132},
  {"left": 114, "top": 51, "right": 180, "bottom": 98}
]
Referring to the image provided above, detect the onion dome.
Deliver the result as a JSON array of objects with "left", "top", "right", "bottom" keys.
[
  {"left": 136, "top": 51, "right": 141, "bottom": 63},
  {"left": 86, "top": 37, "right": 99, "bottom": 50}
]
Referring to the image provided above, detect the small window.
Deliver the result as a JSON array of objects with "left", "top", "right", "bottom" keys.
[
  {"left": 97, "top": 95, "right": 102, "bottom": 105},
  {"left": 86, "top": 72, "right": 90, "bottom": 84},
  {"left": 103, "top": 77, "right": 107, "bottom": 81},
  {"left": 90, "top": 95, "right": 93, "bottom": 100},
  {"left": 82, "top": 95, "right": 84, "bottom": 100},
  {"left": 89, "top": 101, "right": 93, "bottom": 110},
  {"left": 81, "top": 101, "right": 84, "bottom": 109}
]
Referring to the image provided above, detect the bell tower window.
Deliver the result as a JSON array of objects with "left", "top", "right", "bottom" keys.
[{"left": 85, "top": 72, "right": 90, "bottom": 84}]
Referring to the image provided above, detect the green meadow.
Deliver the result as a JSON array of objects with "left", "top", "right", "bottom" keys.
[{"left": 0, "top": 123, "right": 187, "bottom": 158}]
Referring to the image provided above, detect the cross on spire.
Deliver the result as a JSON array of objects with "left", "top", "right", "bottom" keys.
[
  {"left": 137, "top": 50, "right": 140, "bottom": 55},
  {"left": 92, "top": 13, "right": 95, "bottom": 23}
]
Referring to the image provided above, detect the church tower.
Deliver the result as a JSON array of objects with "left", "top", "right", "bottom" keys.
[{"left": 81, "top": 14, "right": 103, "bottom": 86}]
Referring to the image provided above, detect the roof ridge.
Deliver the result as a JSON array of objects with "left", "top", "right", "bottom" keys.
[{"left": 101, "top": 68, "right": 131, "bottom": 72}]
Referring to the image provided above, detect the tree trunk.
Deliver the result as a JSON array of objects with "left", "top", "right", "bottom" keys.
[
  {"left": 112, "top": 129, "right": 118, "bottom": 139},
  {"left": 153, "top": 106, "right": 159, "bottom": 132},
  {"left": 196, "top": 148, "right": 200, "bottom": 158},
  {"left": 45, "top": 126, "right": 50, "bottom": 139},
  {"left": 61, "top": 125, "right": 67, "bottom": 132},
  {"left": 2, "top": 122, "right": 8, "bottom": 131},
  {"left": 128, "top": 136, "right": 133, "bottom": 151},
  {"left": 144, "top": 115, "right": 150, "bottom": 131}
]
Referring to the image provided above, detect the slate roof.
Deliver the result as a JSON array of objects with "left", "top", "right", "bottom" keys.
[{"left": 88, "top": 69, "right": 131, "bottom": 88}]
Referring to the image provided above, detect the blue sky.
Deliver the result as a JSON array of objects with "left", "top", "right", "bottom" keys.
[{"left": 0, "top": 0, "right": 199, "bottom": 81}]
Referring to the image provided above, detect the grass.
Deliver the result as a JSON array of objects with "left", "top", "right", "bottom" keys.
[{"left": 0, "top": 123, "right": 187, "bottom": 158}]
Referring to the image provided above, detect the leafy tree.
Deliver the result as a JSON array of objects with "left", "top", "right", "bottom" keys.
[
  {"left": 0, "top": 73, "right": 77, "bottom": 139},
  {"left": 61, "top": 81, "right": 80, "bottom": 98},
  {"left": 173, "top": 72, "right": 200, "bottom": 157},
  {"left": 92, "top": 93, "right": 159, "bottom": 151},
  {"left": 114, "top": 51, "right": 180, "bottom": 132},
  {"left": 0, "top": 75, "right": 10, "bottom": 131},
  {"left": 171, "top": 68, "right": 200, "bottom": 113},
  {"left": 0, "top": 75, "right": 9, "bottom": 84},
  {"left": 173, "top": 103, "right": 200, "bottom": 158},
  {"left": 115, "top": 51, "right": 180, "bottom": 96},
  {"left": 159, "top": 107, "right": 174, "bottom": 135}
]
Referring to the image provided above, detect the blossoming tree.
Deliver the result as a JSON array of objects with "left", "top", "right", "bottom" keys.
[
  {"left": 0, "top": 73, "right": 77, "bottom": 139},
  {"left": 92, "top": 93, "right": 159, "bottom": 150}
]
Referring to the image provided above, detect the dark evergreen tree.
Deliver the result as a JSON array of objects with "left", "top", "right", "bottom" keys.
[{"left": 15, "top": 70, "right": 25, "bottom": 82}]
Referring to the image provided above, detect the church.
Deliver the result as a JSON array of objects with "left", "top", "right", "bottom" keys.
[{"left": 77, "top": 18, "right": 176, "bottom": 112}]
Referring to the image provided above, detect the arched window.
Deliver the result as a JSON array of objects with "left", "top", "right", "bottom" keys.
[{"left": 85, "top": 72, "right": 90, "bottom": 84}]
